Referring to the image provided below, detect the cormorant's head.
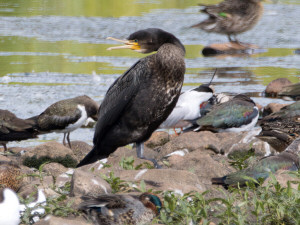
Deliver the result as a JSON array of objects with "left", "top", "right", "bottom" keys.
[{"left": 107, "top": 28, "right": 185, "bottom": 54}]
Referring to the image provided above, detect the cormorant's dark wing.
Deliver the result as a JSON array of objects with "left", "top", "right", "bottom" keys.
[{"left": 93, "top": 58, "right": 148, "bottom": 144}]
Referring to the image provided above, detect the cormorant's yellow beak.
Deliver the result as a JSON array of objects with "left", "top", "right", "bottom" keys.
[{"left": 106, "top": 37, "right": 141, "bottom": 51}]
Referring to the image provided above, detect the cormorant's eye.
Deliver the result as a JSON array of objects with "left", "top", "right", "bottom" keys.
[{"left": 134, "top": 39, "right": 138, "bottom": 43}]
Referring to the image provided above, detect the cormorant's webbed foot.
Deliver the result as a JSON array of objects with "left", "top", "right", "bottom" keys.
[{"left": 136, "top": 142, "right": 162, "bottom": 169}]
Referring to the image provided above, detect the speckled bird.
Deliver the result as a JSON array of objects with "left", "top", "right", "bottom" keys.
[
  {"left": 0, "top": 161, "right": 22, "bottom": 192},
  {"left": 79, "top": 192, "right": 162, "bottom": 225},
  {"left": 0, "top": 188, "right": 20, "bottom": 225},
  {"left": 212, "top": 137, "right": 300, "bottom": 187},
  {"left": 77, "top": 28, "right": 185, "bottom": 168},
  {"left": 30, "top": 95, "right": 99, "bottom": 148},
  {"left": 159, "top": 84, "right": 214, "bottom": 134},
  {"left": 0, "top": 109, "right": 38, "bottom": 151},
  {"left": 257, "top": 101, "right": 300, "bottom": 152},
  {"left": 191, "top": 0, "right": 264, "bottom": 42},
  {"left": 195, "top": 94, "right": 259, "bottom": 132}
]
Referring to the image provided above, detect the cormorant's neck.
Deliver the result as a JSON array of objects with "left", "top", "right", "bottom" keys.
[{"left": 160, "top": 33, "right": 185, "bottom": 56}]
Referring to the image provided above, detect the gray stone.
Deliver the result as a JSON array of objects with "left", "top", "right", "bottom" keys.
[{"left": 70, "top": 169, "right": 112, "bottom": 197}]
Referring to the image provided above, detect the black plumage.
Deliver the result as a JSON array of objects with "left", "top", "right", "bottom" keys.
[
  {"left": 77, "top": 28, "right": 186, "bottom": 168},
  {"left": 0, "top": 109, "right": 38, "bottom": 151}
]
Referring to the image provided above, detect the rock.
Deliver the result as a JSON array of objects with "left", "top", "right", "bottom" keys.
[
  {"left": 116, "top": 169, "right": 206, "bottom": 193},
  {"left": 70, "top": 169, "right": 112, "bottom": 197},
  {"left": 107, "top": 146, "right": 159, "bottom": 170},
  {"left": 145, "top": 131, "right": 170, "bottom": 148},
  {"left": 157, "top": 131, "right": 220, "bottom": 158},
  {"left": 21, "top": 141, "right": 78, "bottom": 168},
  {"left": 67, "top": 141, "right": 92, "bottom": 162},
  {"left": 263, "top": 170, "right": 299, "bottom": 189},
  {"left": 167, "top": 150, "right": 234, "bottom": 188},
  {"left": 265, "top": 78, "right": 292, "bottom": 96},
  {"left": 157, "top": 129, "right": 273, "bottom": 159},
  {"left": 43, "top": 162, "right": 68, "bottom": 177},
  {"left": 34, "top": 215, "right": 91, "bottom": 225},
  {"left": 262, "top": 103, "right": 289, "bottom": 117}
]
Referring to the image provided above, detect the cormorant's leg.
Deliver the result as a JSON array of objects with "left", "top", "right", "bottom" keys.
[
  {"left": 67, "top": 132, "right": 72, "bottom": 149},
  {"left": 63, "top": 133, "right": 66, "bottom": 146},
  {"left": 2, "top": 144, "right": 7, "bottom": 152},
  {"left": 136, "top": 142, "right": 161, "bottom": 169},
  {"left": 228, "top": 34, "right": 233, "bottom": 42}
]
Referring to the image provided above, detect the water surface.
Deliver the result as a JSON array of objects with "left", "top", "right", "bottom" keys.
[{"left": 0, "top": 0, "right": 299, "bottom": 147}]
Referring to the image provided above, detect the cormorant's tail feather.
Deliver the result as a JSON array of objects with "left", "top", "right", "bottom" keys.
[
  {"left": 211, "top": 176, "right": 226, "bottom": 185},
  {"left": 76, "top": 145, "right": 115, "bottom": 168}
]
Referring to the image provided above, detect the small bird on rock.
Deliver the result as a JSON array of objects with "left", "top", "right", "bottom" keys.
[
  {"left": 30, "top": 95, "right": 99, "bottom": 148},
  {"left": 0, "top": 109, "right": 37, "bottom": 152},
  {"left": 195, "top": 94, "right": 259, "bottom": 133},
  {"left": 191, "top": 0, "right": 264, "bottom": 43},
  {"left": 212, "top": 137, "right": 300, "bottom": 188},
  {"left": 159, "top": 84, "right": 214, "bottom": 134},
  {"left": 79, "top": 192, "right": 162, "bottom": 225},
  {"left": 257, "top": 101, "right": 300, "bottom": 152}
]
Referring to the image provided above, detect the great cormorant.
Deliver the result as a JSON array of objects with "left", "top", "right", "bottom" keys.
[
  {"left": 191, "top": 0, "right": 264, "bottom": 43},
  {"left": 77, "top": 28, "right": 186, "bottom": 168}
]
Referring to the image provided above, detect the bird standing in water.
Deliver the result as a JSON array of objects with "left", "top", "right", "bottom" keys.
[
  {"left": 191, "top": 0, "right": 264, "bottom": 43},
  {"left": 77, "top": 28, "right": 186, "bottom": 168},
  {"left": 79, "top": 192, "right": 162, "bottom": 225}
]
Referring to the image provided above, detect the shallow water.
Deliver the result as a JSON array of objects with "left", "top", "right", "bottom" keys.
[{"left": 0, "top": 0, "right": 299, "bottom": 147}]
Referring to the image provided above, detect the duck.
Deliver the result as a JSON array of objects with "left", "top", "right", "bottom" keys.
[
  {"left": 257, "top": 101, "right": 300, "bottom": 152},
  {"left": 195, "top": 94, "right": 259, "bottom": 133},
  {"left": 30, "top": 95, "right": 99, "bottom": 148},
  {"left": 79, "top": 192, "right": 162, "bottom": 225},
  {"left": 0, "top": 188, "right": 20, "bottom": 225},
  {"left": 278, "top": 82, "right": 300, "bottom": 101},
  {"left": 159, "top": 84, "right": 214, "bottom": 134},
  {"left": 212, "top": 137, "right": 300, "bottom": 188},
  {"left": 0, "top": 109, "right": 38, "bottom": 152},
  {"left": 0, "top": 161, "right": 22, "bottom": 192},
  {"left": 77, "top": 28, "right": 186, "bottom": 168},
  {"left": 191, "top": 0, "right": 264, "bottom": 43}
]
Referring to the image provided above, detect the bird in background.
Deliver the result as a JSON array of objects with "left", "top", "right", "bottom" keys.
[
  {"left": 257, "top": 100, "right": 300, "bottom": 152},
  {"left": 191, "top": 0, "right": 264, "bottom": 43},
  {"left": 195, "top": 94, "right": 259, "bottom": 133},
  {"left": 159, "top": 84, "right": 214, "bottom": 135},
  {"left": 0, "top": 109, "right": 38, "bottom": 152},
  {"left": 159, "top": 69, "right": 217, "bottom": 135},
  {"left": 79, "top": 192, "right": 162, "bottom": 225},
  {"left": 211, "top": 137, "right": 300, "bottom": 188},
  {"left": 30, "top": 95, "right": 99, "bottom": 149},
  {"left": 77, "top": 28, "right": 186, "bottom": 168},
  {"left": 0, "top": 188, "right": 20, "bottom": 225}
]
